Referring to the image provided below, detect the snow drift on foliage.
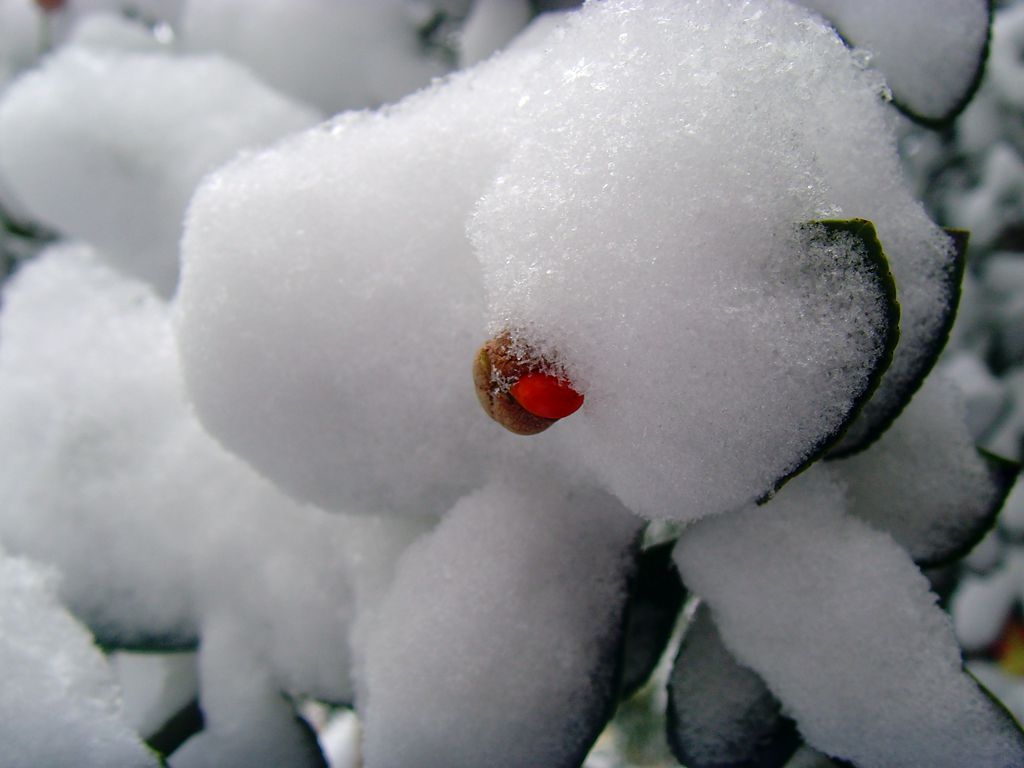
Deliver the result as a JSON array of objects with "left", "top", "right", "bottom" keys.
[
  {"left": 0, "top": 549, "right": 157, "bottom": 768},
  {"left": 176, "top": 0, "right": 948, "bottom": 525},
  {"left": 0, "top": 244, "right": 430, "bottom": 763},
  {"left": 675, "top": 467, "right": 1024, "bottom": 768},
  {"left": 0, "top": 44, "right": 319, "bottom": 295}
]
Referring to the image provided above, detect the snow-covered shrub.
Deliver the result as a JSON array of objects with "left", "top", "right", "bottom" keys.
[{"left": 0, "top": 0, "right": 1020, "bottom": 766}]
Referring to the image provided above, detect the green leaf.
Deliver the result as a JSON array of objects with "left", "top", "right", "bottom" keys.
[
  {"left": 666, "top": 604, "right": 801, "bottom": 768},
  {"left": 828, "top": 227, "right": 966, "bottom": 459},
  {"left": 915, "top": 449, "right": 1020, "bottom": 569},
  {"left": 966, "top": 667, "right": 1024, "bottom": 761},
  {"left": 801, "top": 0, "right": 993, "bottom": 127},
  {"left": 145, "top": 698, "right": 204, "bottom": 759},
  {"left": 619, "top": 540, "right": 686, "bottom": 699},
  {"left": 760, "top": 218, "right": 900, "bottom": 502},
  {"left": 95, "top": 628, "right": 199, "bottom": 654}
]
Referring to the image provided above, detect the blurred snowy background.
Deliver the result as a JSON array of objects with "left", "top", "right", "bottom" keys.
[{"left": 0, "top": 1, "right": 1022, "bottom": 766}]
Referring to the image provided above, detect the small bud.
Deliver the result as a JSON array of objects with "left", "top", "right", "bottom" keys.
[
  {"left": 35, "top": 0, "right": 65, "bottom": 12},
  {"left": 473, "top": 332, "right": 584, "bottom": 435}
]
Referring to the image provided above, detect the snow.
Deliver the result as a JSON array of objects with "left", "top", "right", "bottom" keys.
[
  {"left": 177, "top": 0, "right": 938, "bottom": 524},
  {"left": 837, "top": 373, "right": 1007, "bottom": 564},
  {"left": 954, "top": 556, "right": 1024, "bottom": 652},
  {"left": 980, "top": 254, "right": 1024, "bottom": 368},
  {"left": 109, "top": 650, "right": 199, "bottom": 741},
  {"left": 947, "top": 144, "right": 1024, "bottom": 252},
  {"left": 1003, "top": 479, "right": 1024, "bottom": 537},
  {"left": 799, "top": 0, "right": 990, "bottom": 122},
  {"left": 0, "top": 549, "right": 158, "bottom": 768},
  {"left": 176, "top": 40, "right": 544, "bottom": 517},
  {"left": 0, "top": 244, "right": 203, "bottom": 645},
  {"left": 456, "top": 0, "right": 533, "bottom": 66},
  {"left": 0, "top": 0, "right": 39, "bottom": 90},
  {"left": 938, "top": 351, "right": 1008, "bottom": 439},
  {"left": 169, "top": 617, "right": 326, "bottom": 768},
  {"left": 0, "top": 44, "right": 319, "bottom": 295},
  {"left": 988, "top": 2, "right": 1024, "bottom": 110},
  {"left": 0, "top": 0, "right": 1018, "bottom": 764},
  {"left": 0, "top": 245, "right": 429, "bottom": 761},
  {"left": 472, "top": 0, "right": 922, "bottom": 511},
  {"left": 674, "top": 467, "right": 1024, "bottom": 768},
  {"left": 65, "top": 11, "right": 169, "bottom": 53},
  {"left": 179, "top": 0, "right": 458, "bottom": 114},
  {"left": 361, "top": 470, "right": 641, "bottom": 768},
  {"left": 667, "top": 603, "right": 795, "bottom": 767}
]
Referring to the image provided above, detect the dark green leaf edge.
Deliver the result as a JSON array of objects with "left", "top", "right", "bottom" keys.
[
  {"left": 0, "top": 200, "right": 56, "bottom": 242},
  {"left": 665, "top": 603, "right": 802, "bottom": 768},
  {"left": 914, "top": 448, "right": 1020, "bottom": 569},
  {"left": 1, "top": 200, "right": 57, "bottom": 284},
  {"left": 145, "top": 698, "right": 204, "bottom": 759},
  {"left": 618, "top": 540, "right": 687, "bottom": 700},
  {"left": 965, "top": 666, "right": 1024, "bottom": 759},
  {"left": 96, "top": 629, "right": 199, "bottom": 654},
  {"left": 891, "top": 1, "right": 994, "bottom": 129},
  {"left": 825, "top": 2, "right": 993, "bottom": 129},
  {"left": 827, "top": 227, "right": 968, "bottom": 460},
  {"left": 678, "top": 633, "right": 1024, "bottom": 768},
  {"left": 529, "top": 0, "right": 585, "bottom": 14},
  {"left": 759, "top": 218, "right": 900, "bottom": 504}
]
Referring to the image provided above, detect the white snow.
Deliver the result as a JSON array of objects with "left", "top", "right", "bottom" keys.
[
  {"left": 667, "top": 603, "right": 788, "bottom": 766},
  {"left": 988, "top": 3, "right": 1024, "bottom": 110},
  {"left": 0, "top": 0, "right": 40, "bottom": 90},
  {"left": 953, "top": 554, "right": 1024, "bottom": 651},
  {"left": 109, "top": 650, "right": 199, "bottom": 740},
  {"left": 799, "top": 0, "right": 990, "bottom": 121},
  {"left": 837, "top": 373, "right": 1006, "bottom": 563},
  {"left": 0, "top": 245, "right": 429, "bottom": 762},
  {"left": 1002, "top": 479, "right": 1024, "bottom": 537},
  {"left": 0, "top": 44, "right": 320, "bottom": 295},
  {"left": 179, "top": 0, "right": 458, "bottom": 114},
  {"left": 675, "top": 466, "right": 1024, "bottom": 768},
  {"left": 456, "top": 0, "right": 532, "bottom": 67},
  {"left": 938, "top": 351, "right": 1008, "bottom": 439},
  {"left": 362, "top": 470, "right": 641, "bottom": 768},
  {"left": 948, "top": 144, "right": 1024, "bottom": 252},
  {"left": 176, "top": 40, "right": 546, "bottom": 517},
  {"left": 65, "top": 11, "right": 169, "bottom": 53},
  {"left": 0, "top": 549, "right": 158, "bottom": 768},
  {"left": 0, "top": 0, "right": 1013, "bottom": 764},
  {"left": 177, "top": 0, "right": 942, "bottom": 524}
]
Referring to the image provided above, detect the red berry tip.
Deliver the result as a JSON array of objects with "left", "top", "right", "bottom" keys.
[{"left": 510, "top": 373, "right": 584, "bottom": 420}]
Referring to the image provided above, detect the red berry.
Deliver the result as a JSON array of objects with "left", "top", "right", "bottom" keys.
[
  {"left": 35, "top": 0, "right": 65, "bottom": 12},
  {"left": 510, "top": 373, "right": 584, "bottom": 420}
]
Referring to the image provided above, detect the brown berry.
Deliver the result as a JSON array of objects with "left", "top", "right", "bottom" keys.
[{"left": 472, "top": 332, "right": 583, "bottom": 435}]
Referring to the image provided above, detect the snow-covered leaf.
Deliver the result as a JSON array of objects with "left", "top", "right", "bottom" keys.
[
  {"left": 0, "top": 552, "right": 160, "bottom": 768},
  {"left": 675, "top": 466, "right": 1024, "bottom": 768},
  {"left": 830, "top": 227, "right": 966, "bottom": 457},
  {"left": 361, "top": 473, "right": 642, "bottom": 768},
  {"left": 666, "top": 604, "right": 800, "bottom": 768},
  {"left": 838, "top": 373, "right": 1017, "bottom": 568},
  {"left": 178, "top": 0, "right": 944, "bottom": 525},
  {"left": 800, "top": 0, "right": 991, "bottom": 126},
  {"left": 762, "top": 218, "right": 899, "bottom": 497},
  {"left": 179, "top": 0, "right": 462, "bottom": 114},
  {"left": 0, "top": 45, "right": 319, "bottom": 295},
  {"left": 145, "top": 698, "right": 203, "bottom": 759}
]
